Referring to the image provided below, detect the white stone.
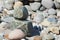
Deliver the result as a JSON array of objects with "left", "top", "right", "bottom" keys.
[
  {"left": 42, "top": 12, "right": 49, "bottom": 18},
  {"left": 33, "top": 11, "right": 44, "bottom": 23},
  {"left": 48, "top": 8, "right": 56, "bottom": 15},
  {"left": 57, "top": 9, "right": 60, "bottom": 16},
  {"left": 3, "top": 0, "right": 14, "bottom": 10},
  {"left": 40, "top": 6, "right": 46, "bottom": 11},
  {"left": 55, "top": 35, "right": 60, "bottom": 40},
  {"left": 7, "top": 10, "right": 14, "bottom": 16},
  {"left": 42, "top": 0, "right": 53, "bottom": 8},
  {"left": 0, "top": 22, "right": 10, "bottom": 29},
  {"left": 30, "top": 2, "right": 41, "bottom": 11},
  {"left": 1, "top": 16, "right": 15, "bottom": 23},
  {"left": 54, "top": 1, "right": 60, "bottom": 9}
]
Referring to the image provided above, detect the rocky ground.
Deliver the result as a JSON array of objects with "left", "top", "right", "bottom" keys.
[{"left": 0, "top": 0, "right": 60, "bottom": 40}]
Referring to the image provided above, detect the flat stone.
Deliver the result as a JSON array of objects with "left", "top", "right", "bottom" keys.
[{"left": 42, "top": 0, "right": 53, "bottom": 8}]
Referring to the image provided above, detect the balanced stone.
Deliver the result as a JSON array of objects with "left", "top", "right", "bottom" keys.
[{"left": 42, "top": 0, "right": 53, "bottom": 9}]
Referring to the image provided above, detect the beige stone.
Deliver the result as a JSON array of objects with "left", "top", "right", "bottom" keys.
[
  {"left": 41, "top": 19, "right": 51, "bottom": 26},
  {"left": 48, "top": 27, "right": 59, "bottom": 34},
  {"left": 14, "top": 1, "right": 23, "bottom": 9}
]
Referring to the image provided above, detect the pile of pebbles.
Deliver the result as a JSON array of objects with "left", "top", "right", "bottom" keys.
[{"left": 0, "top": 0, "right": 60, "bottom": 40}]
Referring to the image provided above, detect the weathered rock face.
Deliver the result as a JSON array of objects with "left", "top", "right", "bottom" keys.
[{"left": 42, "top": 0, "right": 53, "bottom": 9}]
